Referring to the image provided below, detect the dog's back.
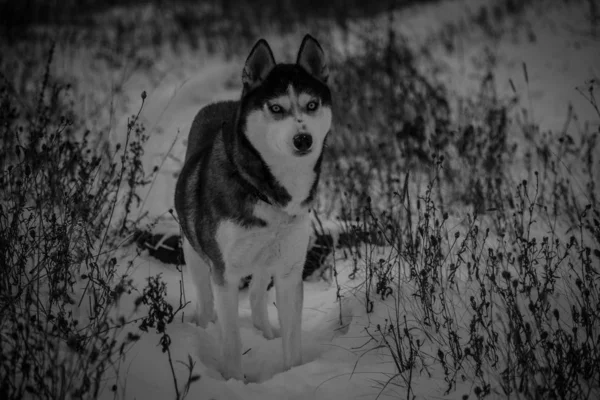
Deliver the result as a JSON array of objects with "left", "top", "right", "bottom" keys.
[
  {"left": 184, "top": 100, "right": 238, "bottom": 162},
  {"left": 174, "top": 101, "right": 236, "bottom": 256}
]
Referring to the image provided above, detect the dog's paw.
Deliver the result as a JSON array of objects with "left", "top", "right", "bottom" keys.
[
  {"left": 253, "top": 322, "right": 280, "bottom": 340},
  {"left": 262, "top": 325, "right": 280, "bottom": 340},
  {"left": 220, "top": 365, "right": 245, "bottom": 381}
]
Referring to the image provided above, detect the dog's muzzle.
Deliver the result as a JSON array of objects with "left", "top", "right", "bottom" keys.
[{"left": 293, "top": 133, "right": 313, "bottom": 154}]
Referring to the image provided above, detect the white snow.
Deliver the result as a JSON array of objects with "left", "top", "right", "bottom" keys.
[{"left": 100, "top": 254, "right": 390, "bottom": 399}]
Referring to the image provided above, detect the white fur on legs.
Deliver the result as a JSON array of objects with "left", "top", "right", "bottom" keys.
[
  {"left": 213, "top": 278, "right": 244, "bottom": 381},
  {"left": 273, "top": 216, "right": 310, "bottom": 371},
  {"left": 250, "top": 269, "right": 279, "bottom": 339},
  {"left": 275, "top": 266, "right": 304, "bottom": 370},
  {"left": 183, "top": 238, "right": 215, "bottom": 328}
]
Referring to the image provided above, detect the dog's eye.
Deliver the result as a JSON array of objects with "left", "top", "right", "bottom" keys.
[
  {"left": 306, "top": 100, "right": 319, "bottom": 112},
  {"left": 268, "top": 104, "right": 283, "bottom": 114}
]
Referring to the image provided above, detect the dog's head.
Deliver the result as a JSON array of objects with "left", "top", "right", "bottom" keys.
[{"left": 239, "top": 35, "right": 332, "bottom": 162}]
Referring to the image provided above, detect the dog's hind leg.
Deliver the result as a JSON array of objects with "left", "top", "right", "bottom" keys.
[
  {"left": 182, "top": 238, "right": 216, "bottom": 328},
  {"left": 213, "top": 276, "right": 244, "bottom": 381},
  {"left": 250, "top": 269, "right": 279, "bottom": 339}
]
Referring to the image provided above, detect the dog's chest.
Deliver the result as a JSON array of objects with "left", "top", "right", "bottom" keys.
[
  {"left": 215, "top": 205, "right": 309, "bottom": 275},
  {"left": 270, "top": 164, "right": 315, "bottom": 211}
]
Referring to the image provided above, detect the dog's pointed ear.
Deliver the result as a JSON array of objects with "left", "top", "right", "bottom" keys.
[
  {"left": 242, "top": 39, "right": 276, "bottom": 90},
  {"left": 296, "top": 34, "right": 329, "bottom": 83}
]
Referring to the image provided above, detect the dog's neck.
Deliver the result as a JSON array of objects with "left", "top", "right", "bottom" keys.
[{"left": 267, "top": 151, "right": 319, "bottom": 216}]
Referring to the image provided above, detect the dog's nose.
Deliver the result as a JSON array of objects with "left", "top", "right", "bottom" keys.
[{"left": 293, "top": 133, "right": 313, "bottom": 152}]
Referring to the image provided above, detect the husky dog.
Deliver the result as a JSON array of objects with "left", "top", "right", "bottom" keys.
[{"left": 174, "top": 34, "right": 332, "bottom": 380}]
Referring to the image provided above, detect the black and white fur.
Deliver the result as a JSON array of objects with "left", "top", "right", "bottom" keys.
[{"left": 174, "top": 34, "right": 332, "bottom": 381}]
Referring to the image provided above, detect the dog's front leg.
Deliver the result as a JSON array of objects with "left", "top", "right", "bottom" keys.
[
  {"left": 275, "top": 269, "right": 303, "bottom": 370},
  {"left": 274, "top": 225, "right": 308, "bottom": 371},
  {"left": 213, "top": 276, "right": 244, "bottom": 380}
]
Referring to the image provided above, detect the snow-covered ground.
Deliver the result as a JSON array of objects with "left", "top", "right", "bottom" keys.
[
  {"left": 94, "top": 0, "right": 600, "bottom": 399},
  {"left": 101, "top": 248, "right": 413, "bottom": 400}
]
